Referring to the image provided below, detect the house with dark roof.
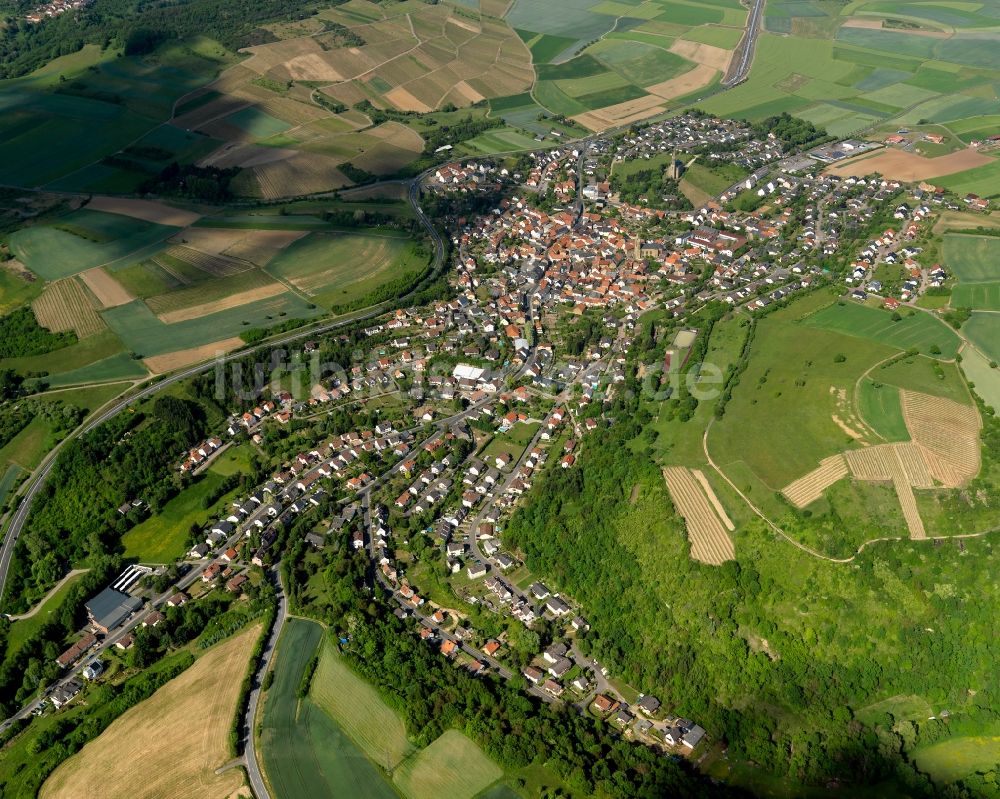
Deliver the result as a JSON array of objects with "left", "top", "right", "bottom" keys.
[{"left": 86, "top": 588, "right": 143, "bottom": 634}]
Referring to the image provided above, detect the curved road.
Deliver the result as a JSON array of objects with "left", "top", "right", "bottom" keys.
[{"left": 0, "top": 171, "right": 444, "bottom": 611}]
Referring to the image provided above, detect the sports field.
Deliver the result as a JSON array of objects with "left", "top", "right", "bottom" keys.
[
  {"left": 41, "top": 625, "right": 260, "bottom": 799},
  {"left": 9, "top": 210, "right": 181, "bottom": 281},
  {"left": 802, "top": 301, "right": 960, "bottom": 359},
  {"left": 267, "top": 232, "right": 428, "bottom": 308},
  {"left": 260, "top": 619, "right": 399, "bottom": 799}
]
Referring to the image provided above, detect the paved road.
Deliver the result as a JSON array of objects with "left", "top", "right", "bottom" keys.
[
  {"left": 0, "top": 171, "right": 445, "bottom": 611},
  {"left": 243, "top": 568, "right": 286, "bottom": 799},
  {"left": 724, "top": 0, "right": 766, "bottom": 86}
]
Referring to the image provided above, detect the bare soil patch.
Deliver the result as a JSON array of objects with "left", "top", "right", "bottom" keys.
[
  {"left": 573, "top": 94, "right": 666, "bottom": 131},
  {"left": 827, "top": 148, "right": 992, "bottom": 182},
  {"left": 646, "top": 63, "right": 718, "bottom": 102},
  {"left": 669, "top": 39, "right": 733, "bottom": 72},
  {"left": 143, "top": 337, "right": 246, "bottom": 374},
  {"left": 384, "top": 86, "right": 434, "bottom": 112},
  {"left": 79, "top": 266, "right": 135, "bottom": 308},
  {"left": 86, "top": 197, "right": 201, "bottom": 228}
]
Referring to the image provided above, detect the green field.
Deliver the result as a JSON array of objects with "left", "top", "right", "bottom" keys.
[
  {"left": 942, "top": 235, "right": 1000, "bottom": 283},
  {"left": 962, "top": 312, "right": 1000, "bottom": 364},
  {"left": 960, "top": 344, "right": 1000, "bottom": 412},
  {"left": 802, "top": 301, "right": 961, "bottom": 359},
  {"left": 0, "top": 464, "right": 24, "bottom": 509},
  {"left": 266, "top": 231, "right": 427, "bottom": 309},
  {"left": 260, "top": 619, "right": 399, "bottom": 799},
  {"left": 4, "top": 329, "right": 127, "bottom": 382},
  {"left": 872, "top": 354, "right": 971, "bottom": 405},
  {"left": 710, "top": 300, "right": 896, "bottom": 489},
  {"left": 857, "top": 379, "right": 909, "bottom": 442},
  {"left": 225, "top": 106, "right": 293, "bottom": 138},
  {"left": 309, "top": 638, "right": 415, "bottom": 768},
  {"left": 938, "top": 159, "right": 1000, "bottom": 198},
  {"left": 41, "top": 352, "right": 149, "bottom": 388},
  {"left": 0, "top": 417, "right": 54, "bottom": 472},
  {"left": 8, "top": 210, "right": 180, "bottom": 281},
  {"left": 950, "top": 281, "right": 1000, "bottom": 311},
  {"left": 913, "top": 733, "right": 1000, "bottom": 785},
  {"left": 392, "top": 730, "right": 503, "bottom": 799},
  {"left": 121, "top": 471, "right": 239, "bottom": 562},
  {"left": 102, "top": 293, "right": 323, "bottom": 357}
]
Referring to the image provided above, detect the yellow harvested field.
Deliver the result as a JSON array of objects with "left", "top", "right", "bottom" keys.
[
  {"left": 692, "top": 469, "right": 735, "bottom": 531},
  {"left": 41, "top": 625, "right": 260, "bottom": 799},
  {"left": 157, "top": 283, "right": 287, "bottom": 324},
  {"left": 199, "top": 143, "right": 301, "bottom": 170},
  {"left": 669, "top": 39, "right": 733, "bottom": 72},
  {"left": 827, "top": 148, "right": 992, "bottom": 182},
  {"left": 79, "top": 266, "right": 135, "bottom": 308},
  {"left": 900, "top": 390, "right": 980, "bottom": 486},
  {"left": 86, "top": 197, "right": 201, "bottom": 228},
  {"left": 32, "top": 277, "right": 105, "bottom": 338},
  {"left": 143, "top": 337, "right": 246, "bottom": 374},
  {"left": 248, "top": 153, "right": 351, "bottom": 199},
  {"left": 384, "top": 86, "right": 434, "bottom": 112},
  {"left": 573, "top": 94, "right": 666, "bottom": 131},
  {"left": 845, "top": 446, "right": 892, "bottom": 481},
  {"left": 367, "top": 120, "right": 424, "bottom": 150},
  {"left": 169, "top": 227, "right": 249, "bottom": 256},
  {"left": 890, "top": 455, "right": 926, "bottom": 540},
  {"left": 164, "top": 245, "right": 250, "bottom": 277},
  {"left": 663, "top": 466, "right": 735, "bottom": 564},
  {"left": 781, "top": 454, "right": 849, "bottom": 508},
  {"left": 894, "top": 441, "right": 934, "bottom": 489},
  {"left": 646, "top": 64, "right": 718, "bottom": 101},
  {"left": 222, "top": 230, "right": 307, "bottom": 265}
]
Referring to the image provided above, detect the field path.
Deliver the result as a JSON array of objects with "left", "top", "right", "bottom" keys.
[{"left": 7, "top": 568, "right": 88, "bottom": 620}]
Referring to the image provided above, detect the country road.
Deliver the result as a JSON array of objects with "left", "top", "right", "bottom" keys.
[
  {"left": 243, "top": 568, "right": 286, "bottom": 799},
  {"left": 0, "top": 169, "right": 444, "bottom": 611}
]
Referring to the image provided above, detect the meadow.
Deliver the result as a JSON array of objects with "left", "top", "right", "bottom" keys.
[
  {"left": 121, "top": 468, "right": 242, "bottom": 563},
  {"left": 802, "top": 301, "right": 961, "bottom": 359},
  {"left": 962, "top": 313, "right": 1000, "bottom": 364},
  {"left": 4, "top": 571, "right": 87, "bottom": 658},
  {"left": 40, "top": 625, "right": 259, "bottom": 799},
  {"left": 959, "top": 345, "right": 1000, "bottom": 413},
  {"left": 101, "top": 293, "right": 323, "bottom": 358},
  {"left": 950, "top": 282, "right": 1000, "bottom": 311},
  {"left": 912, "top": 732, "right": 1000, "bottom": 785},
  {"left": 392, "top": 730, "right": 503, "bottom": 799}
]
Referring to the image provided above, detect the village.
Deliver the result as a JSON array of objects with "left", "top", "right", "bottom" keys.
[
  {"left": 16, "top": 107, "right": 988, "bottom": 758},
  {"left": 23, "top": 0, "right": 92, "bottom": 23}
]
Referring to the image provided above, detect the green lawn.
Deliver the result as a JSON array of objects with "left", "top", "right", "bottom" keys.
[
  {"left": 8, "top": 210, "right": 180, "bottom": 280},
  {"left": 260, "top": 619, "right": 399, "bottom": 799},
  {"left": 802, "top": 302, "right": 960, "bottom": 359},
  {"left": 710, "top": 306, "right": 895, "bottom": 489},
  {"left": 480, "top": 422, "right": 540, "bottom": 464},
  {"left": 208, "top": 443, "right": 256, "bottom": 477},
  {"left": 872, "top": 354, "right": 971, "bottom": 405},
  {"left": 857, "top": 379, "right": 909, "bottom": 442},
  {"left": 121, "top": 472, "right": 238, "bottom": 562}
]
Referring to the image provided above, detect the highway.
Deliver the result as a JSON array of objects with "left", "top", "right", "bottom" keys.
[
  {"left": 0, "top": 170, "right": 445, "bottom": 611},
  {"left": 724, "top": 0, "right": 766, "bottom": 86}
]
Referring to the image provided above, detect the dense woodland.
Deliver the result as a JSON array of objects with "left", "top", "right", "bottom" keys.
[
  {"left": 0, "top": 307, "right": 75, "bottom": 359},
  {"left": 502, "top": 359, "right": 1000, "bottom": 795}
]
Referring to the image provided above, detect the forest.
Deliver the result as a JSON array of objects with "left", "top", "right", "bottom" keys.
[
  {"left": 0, "top": 307, "right": 75, "bottom": 359},
  {"left": 501, "top": 376, "right": 1000, "bottom": 795}
]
